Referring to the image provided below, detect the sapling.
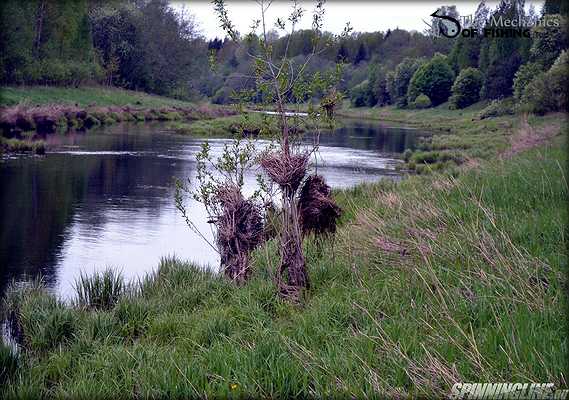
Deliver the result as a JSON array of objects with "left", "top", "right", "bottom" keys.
[{"left": 210, "top": 0, "right": 346, "bottom": 298}]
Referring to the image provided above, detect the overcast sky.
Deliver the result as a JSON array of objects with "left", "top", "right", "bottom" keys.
[{"left": 170, "top": 1, "right": 544, "bottom": 39}]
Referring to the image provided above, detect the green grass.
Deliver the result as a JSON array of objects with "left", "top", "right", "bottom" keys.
[
  {"left": 338, "top": 100, "right": 565, "bottom": 174},
  {"left": 169, "top": 111, "right": 341, "bottom": 138},
  {"left": 74, "top": 269, "right": 126, "bottom": 311},
  {"left": 0, "top": 86, "right": 197, "bottom": 108},
  {"left": 2, "top": 133, "right": 566, "bottom": 398},
  {"left": 168, "top": 112, "right": 279, "bottom": 137}
]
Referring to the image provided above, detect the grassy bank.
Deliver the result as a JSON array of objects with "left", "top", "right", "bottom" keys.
[
  {"left": 2, "top": 131, "right": 566, "bottom": 398},
  {"left": 0, "top": 86, "right": 197, "bottom": 108},
  {"left": 337, "top": 101, "right": 565, "bottom": 173}
]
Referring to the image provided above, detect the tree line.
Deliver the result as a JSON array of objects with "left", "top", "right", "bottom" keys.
[
  {"left": 0, "top": 0, "right": 567, "bottom": 113},
  {"left": 349, "top": 0, "right": 568, "bottom": 114},
  {"left": 0, "top": 0, "right": 452, "bottom": 101}
]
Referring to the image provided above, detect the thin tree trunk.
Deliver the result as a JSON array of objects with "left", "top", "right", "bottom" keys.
[{"left": 34, "top": 0, "right": 47, "bottom": 58}]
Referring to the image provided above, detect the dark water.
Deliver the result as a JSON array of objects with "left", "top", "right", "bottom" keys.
[{"left": 0, "top": 119, "right": 421, "bottom": 299}]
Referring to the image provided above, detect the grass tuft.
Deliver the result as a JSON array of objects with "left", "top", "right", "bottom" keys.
[
  {"left": 0, "top": 340, "right": 19, "bottom": 387},
  {"left": 74, "top": 268, "right": 125, "bottom": 311}
]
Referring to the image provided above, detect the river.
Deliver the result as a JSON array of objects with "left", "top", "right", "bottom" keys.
[{"left": 0, "top": 119, "right": 422, "bottom": 299}]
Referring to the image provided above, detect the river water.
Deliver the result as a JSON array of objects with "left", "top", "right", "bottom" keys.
[{"left": 0, "top": 119, "right": 421, "bottom": 299}]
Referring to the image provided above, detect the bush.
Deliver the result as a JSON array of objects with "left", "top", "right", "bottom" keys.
[
  {"left": 513, "top": 63, "right": 542, "bottom": 101},
  {"left": 520, "top": 50, "right": 569, "bottom": 114},
  {"left": 410, "top": 94, "right": 432, "bottom": 109},
  {"left": 449, "top": 67, "right": 483, "bottom": 109},
  {"left": 407, "top": 53, "right": 454, "bottom": 106},
  {"left": 212, "top": 86, "right": 234, "bottom": 105},
  {"left": 478, "top": 98, "right": 516, "bottom": 119},
  {"left": 349, "top": 80, "right": 374, "bottom": 107}
]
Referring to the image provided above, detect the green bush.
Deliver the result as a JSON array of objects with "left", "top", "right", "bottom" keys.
[
  {"left": 349, "top": 80, "right": 374, "bottom": 107},
  {"left": 410, "top": 94, "right": 432, "bottom": 109},
  {"left": 521, "top": 50, "right": 569, "bottom": 114},
  {"left": 212, "top": 86, "right": 234, "bottom": 105},
  {"left": 478, "top": 98, "right": 516, "bottom": 119},
  {"left": 513, "top": 63, "right": 542, "bottom": 101},
  {"left": 16, "top": 60, "right": 104, "bottom": 85},
  {"left": 449, "top": 67, "right": 483, "bottom": 109},
  {"left": 407, "top": 53, "right": 454, "bottom": 106}
]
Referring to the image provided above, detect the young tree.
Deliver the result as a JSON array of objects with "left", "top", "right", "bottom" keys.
[
  {"left": 390, "top": 57, "right": 425, "bottom": 108},
  {"left": 407, "top": 53, "right": 454, "bottom": 106},
  {"left": 354, "top": 42, "right": 368, "bottom": 65},
  {"left": 449, "top": 67, "right": 483, "bottom": 109},
  {"left": 205, "top": 0, "right": 343, "bottom": 298}
]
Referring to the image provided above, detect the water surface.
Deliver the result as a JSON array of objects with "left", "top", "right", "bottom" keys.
[{"left": 0, "top": 119, "right": 421, "bottom": 298}]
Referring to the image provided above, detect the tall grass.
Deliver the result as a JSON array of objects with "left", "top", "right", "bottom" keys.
[
  {"left": 1, "top": 137, "right": 566, "bottom": 398},
  {"left": 0, "top": 340, "right": 18, "bottom": 387},
  {"left": 74, "top": 269, "right": 125, "bottom": 310}
]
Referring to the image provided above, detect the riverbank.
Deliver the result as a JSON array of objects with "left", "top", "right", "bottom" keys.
[
  {"left": 2, "top": 127, "right": 566, "bottom": 397},
  {"left": 0, "top": 86, "right": 200, "bottom": 108},
  {"left": 337, "top": 101, "right": 566, "bottom": 174},
  {"left": 0, "top": 86, "right": 236, "bottom": 154}
]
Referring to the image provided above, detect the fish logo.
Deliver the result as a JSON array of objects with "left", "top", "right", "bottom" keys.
[{"left": 430, "top": 9, "right": 461, "bottom": 38}]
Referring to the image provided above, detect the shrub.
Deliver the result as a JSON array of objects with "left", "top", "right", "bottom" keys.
[
  {"left": 349, "top": 80, "right": 374, "bottom": 107},
  {"left": 40, "top": 60, "right": 71, "bottom": 84},
  {"left": 407, "top": 53, "right": 454, "bottom": 106},
  {"left": 449, "top": 67, "right": 483, "bottom": 109},
  {"left": 520, "top": 50, "right": 569, "bottom": 114},
  {"left": 212, "top": 86, "right": 234, "bottom": 105},
  {"left": 410, "top": 94, "right": 432, "bottom": 109},
  {"left": 74, "top": 269, "right": 125, "bottom": 310},
  {"left": 513, "top": 63, "right": 542, "bottom": 101},
  {"left": 478, "top": 98, "right": 516, "bottom": 119}
]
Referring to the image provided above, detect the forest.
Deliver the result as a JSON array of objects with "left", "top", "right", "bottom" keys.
[{"left": 1, "top": 0, "right": 565, "bottom": 114}]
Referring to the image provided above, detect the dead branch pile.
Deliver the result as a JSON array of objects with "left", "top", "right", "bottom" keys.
[
  {"left": 298, "top": 175, "right": 342, "bottom": 237},
  {"left": 260, "top": 151, "right": 309, "bottom": 192},
  {"left": 216, "top": 185, "right": 264, "bottom": 283}
]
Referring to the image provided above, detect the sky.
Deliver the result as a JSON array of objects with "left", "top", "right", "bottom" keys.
[{"left": 170, "top": 1, "right": 544, "bottom": 40}]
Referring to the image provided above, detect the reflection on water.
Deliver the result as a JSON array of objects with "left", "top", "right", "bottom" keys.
[{"left": 0, "top": 120, "right": 422, "bottom": 298}]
